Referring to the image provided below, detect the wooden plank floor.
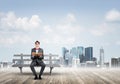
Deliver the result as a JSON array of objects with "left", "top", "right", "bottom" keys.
[{"left": 0, "top": 67, "right": 120, "bottom": 84}]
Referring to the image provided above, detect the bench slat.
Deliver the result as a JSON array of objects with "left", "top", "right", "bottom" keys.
[
  {"left": 14, "top": 54, "right": 58, "bottom": 57},
  {"left": 12, "top": 64, "right": 60, "bottom": 67},
  {"left": 13, "top": 59, "right": 60, "bottom": 61}
]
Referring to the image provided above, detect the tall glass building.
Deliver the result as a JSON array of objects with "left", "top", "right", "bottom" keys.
[
  {"left": 85, "top": 47, "right": 93, "bottom": 61},
  {"left": 65, "top": 52, "right": 73, "bottom": 66},
  {"left": 77, "top": 46, "right": 84, "bottom": 63},
  {"left": 62, "top": 47, "right": 69, "bottom": 66},
  {"left": 100, "top": 47, "right": 104, "bottom": 67},
  {"left": 62, "top": 47, "right": 69, "bottom": 60},
  {"left": 70, "top": 47, "right": 78, "bottom": 59}
]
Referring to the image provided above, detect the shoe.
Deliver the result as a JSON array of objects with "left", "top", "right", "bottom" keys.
[
  {"left": 39, "top": 75, "right": 42, "bottom": 80},
  {"left": 34, "top": 75, "right": 38, "bottom": 80}
]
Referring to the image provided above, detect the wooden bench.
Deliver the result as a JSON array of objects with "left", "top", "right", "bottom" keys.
[{"left": 12, "top": 53, "right": 60, "bottom": 75}]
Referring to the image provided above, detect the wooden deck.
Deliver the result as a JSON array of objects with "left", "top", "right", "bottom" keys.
[{"left": 0, "top": 67, "right": 120, "bottom": 84}]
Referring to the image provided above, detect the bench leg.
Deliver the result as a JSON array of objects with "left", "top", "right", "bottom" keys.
[
  {"left": 50, "top": 67, "right": 53, "bottom": 75},
  {"left": 19, "top": 67, "right": 23, "bottom": 73}
]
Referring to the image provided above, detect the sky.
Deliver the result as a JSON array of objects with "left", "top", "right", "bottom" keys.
[{"left": 0, "top": 0, "right": 120, "bottom": 62}]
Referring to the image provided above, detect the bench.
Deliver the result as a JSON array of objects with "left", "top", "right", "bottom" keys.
[{"left": 12, "top": 53, "right": 60, "bottom": 75}]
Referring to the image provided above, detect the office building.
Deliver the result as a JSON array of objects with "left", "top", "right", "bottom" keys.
[
  {"left": 62, "top": 47, "right": 69, "bottom": 60},
  {"left": 70, "top": 47, "right": 78, "bottom": 59},
  {"left": 111, "top": 57, "right": 119, "bottom": 67},
  {"left": 100, "top": 47, "right": 104, "bottom": 67},
  {"left": 85, "top": 47, "right": 93, "bottom": 61},
  {"left": 77, "top": 46, "right": 84, "bottom": 63}
]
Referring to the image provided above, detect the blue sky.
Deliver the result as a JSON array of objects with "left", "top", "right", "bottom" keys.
[{"left": 0, "top": 0, "right": 120, "bottom": 62}]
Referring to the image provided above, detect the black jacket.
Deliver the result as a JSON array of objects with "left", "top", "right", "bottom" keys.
[{"left": 31, "top": 48, "right": 44, "bottom": 60}]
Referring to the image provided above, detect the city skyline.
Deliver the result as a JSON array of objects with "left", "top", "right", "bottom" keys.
[
  {"left": 0, "top": 0, "right": 120, "bottom": 62},
  {"left": 62, "top": 46, "right": 95, "bottom": 66}
]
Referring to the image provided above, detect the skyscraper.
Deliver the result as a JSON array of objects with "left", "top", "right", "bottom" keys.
[
  {"left": 100, "top": 47, "right": 104, "bottom": 67},
  {"left": 70, "top": 47, "right": 77, "bottom": 59},
  {"left": 70, "top": 47, "right": 80, "bottom": 66},
  {"left": 62, "top": 47, "right": 69, "bottom": 60},
  {"left": 65, "top": 52, "right": 72, "bottom": 66},
  {"left": 85, "top": 47, "right": 93, "bottom": 61},
  {"left": 77, "top": 46, "right": 84, "bottom": 63}
]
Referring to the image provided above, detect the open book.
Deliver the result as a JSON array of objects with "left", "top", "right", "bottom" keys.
[{"left": 32, "top": 52, "right": 43, "bottom": 57}]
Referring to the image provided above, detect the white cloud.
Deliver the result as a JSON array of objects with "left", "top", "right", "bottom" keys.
[
  {"left": 41, "top": 13, "right": 84, "bottom": 45},
  {"left": 43, "top": 25, "right": 53, "bottom": 34},
  {"left": 0, "top": 13, "right": 80, "bottom": 46},
  {"left": 0, "top": 11, "right": 42, "bottom": 31},
  {"left": 90, "top": 22, "right": 117, "bottom": 36},
  {"left": 66, "top": 13, "right": 76, "bottom": 23},
  {"left": 91, "top": 9, "right": 120, "bottom": 36},
  {"left": 0, "top": 11, "right": 43, "bottom": 46},
  {"left": 105, "top": 9, "right": 120, "bottom": 22},
  {"left": 116, "top": 41, "right": 120, "bottom": 45},
  {"left": 56, "top": 13, "right": 84, "bottom": 36},
  {"left": 90, "top": 23, "right": 109, "bottom": 36},
  {"left": 0, "top": 35, "right": 32, "bottom": 45}
]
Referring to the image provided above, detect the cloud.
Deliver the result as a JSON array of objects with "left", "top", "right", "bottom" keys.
[
  {"left": 56, "top": 13, "right": 85, "bottom": 36},
  {"left": 41, "top": 13, "right": 84, "bottom": 45},
  {"left": 43, "top": 25, "right": 53, "bottom": 34},
  {"left": 0, "top": 11, "right": 43, "bottom": 46},
  {"left": 116, "top": 41, "right": 120, "bottom": 45},
  {"left": 0, "top": 35, "right": 32, "bottom": 45},
  {"left": 0, "top": 12, "right": 81, "bottom": 46},
  {"left": 42, "top": 35, "right": 75, "bottom": 45},
  {"left": 65, "top": 13, "right": 76, "bottom": 23},
  {"left": 91, "top": 9, "right": 120, "bottom": 36},
  {"left": 105, "top": 9, "right": 120, "bottom": 22},
  {"left": 90, "top": 23, "right": 109, "bottom": 36},
  {"left": 0, "top": 11, "right": 42, "bottom": 31}
]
